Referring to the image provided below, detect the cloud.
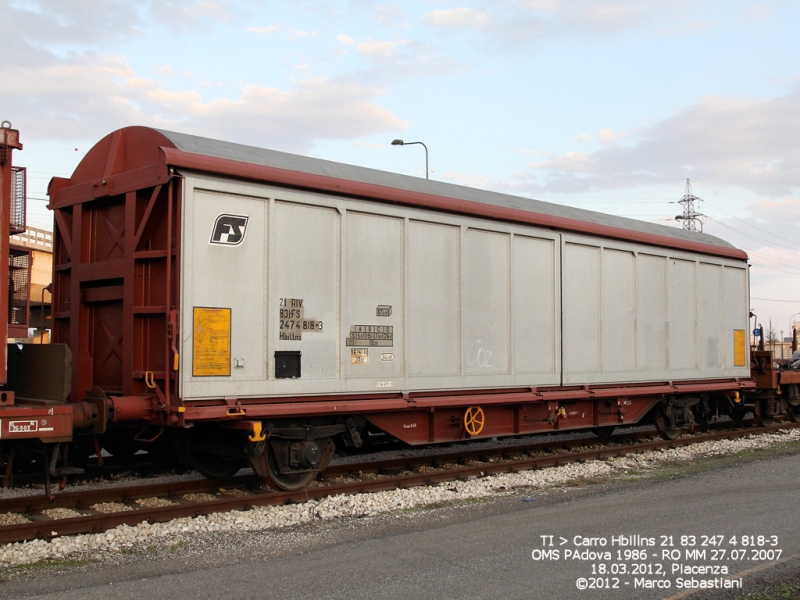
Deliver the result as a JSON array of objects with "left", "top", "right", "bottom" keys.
[
  {"left": 420, "top": 1, "right": 708, "bottom": 45},
  {"left": 248, "top": 23, "right": 320, "bottom": 38},
  {"left": 357, "top": 39, "right": 403, "bottom": 58},
  {"left": 515, "top": 0, "right": 561, "bottom": 10},
  {"left": 597, "top": 128, "right": 628, "bottom": 144},
  {"left": 519, "top": 88, "right": 800, "bottom": 196},
  {"left": 0, "top": 0, "right": 239, "bottom": 80},
  {"left": 1, "top": 1, "right": 416, "bottom": 152},
  {"left": 155, "top": 0, "right": 231, "bottom": 28},
  {"left": 338, "top": 34, "right": 409, "bottom": 61},
  {"left": 3, "top": 0, "right": 229, "bottom": 53},
  {"left": 374, "top": 5, "right": 409, "bottom": 28},
  {"left": 743, "top": 1, "right": 774, "bottom": 22},
  {"left": 517, "top": 148, "right": 546, "bottom": 155},
  {"left": 248, "top": 24, "right": 284, "bottom": 34},
  {"left": 288, "top": 28, "right": 320, "bottom": 38},
  {"left": 749, "top": 197, "right": 800, "bottom": 219},
  {"left": 573, "top": 133, "right": 591, "bottom": 141},
  {"left": 566, "top": 3, "right": 646, "bottom": 33},
  {"left": 196, "top": 79, "right": 408, "bottom": 151},
  {"left": 4, "top": 0, "right": 141, "bottom": 46},
  {"left": 1, "top": 49, "right": 408, "bottom": 153},
  {"left": 658, "top": 20, "right": 716, "bottom": 36},
  {"left": 335, "top": 33, "right": 460, "bottom": 81},
  {"left": 673, "top": 194, "right": 800, "bottom": 323},
  {"left": 423, "top": 8, "right": 493, "bottom": 30},
  {"left": 702, "top": 197, "right": 800, "bottom": 257},
  {"left": 4, "top": 2, "right": 454, "bottom": 150}
]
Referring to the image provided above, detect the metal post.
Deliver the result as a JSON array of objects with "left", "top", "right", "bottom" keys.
[
  {"left": 789, "top": 313, "right": 800, "bottom": 354},
  {"left": 391, "top": 139, "right": 429, "bottom": 179},
  {"left": 0, "top": 122, "right": 23, "bottom": 385}
]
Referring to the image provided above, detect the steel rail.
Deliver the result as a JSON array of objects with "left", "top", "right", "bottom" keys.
[
  {"left": 0, "top": 426, "right": 659, "bottom": 514},
  {"left": 0, "top": 477, "right": 259, "bottom": 515},
  {"left": 327, "top": 426, "right": 696, "bottom": 476},
  {"left": 0, "top": 425, "right": 683, "bottom": 514},
  {"left": 0, "top": 422, "right": 796, "bottom": 545},
  {"left": 1, "top": 426, "right": 626, "bottom": 489}
]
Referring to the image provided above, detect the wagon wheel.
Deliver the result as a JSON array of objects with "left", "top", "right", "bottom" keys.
[
  {"left": 264, "top": 451, "right": 318, "bottom": 491},
  {"left": 464, "top": 406, "right": 485, "bottom": 436},
  {"left": 249, "top": 438, "right": 335, "bottom": 491},
  {"left": 654, "top": 410, "right": 684, "bottom": 441},
  {"left": 788, "top": 404, "right": 800, "bottom": 423},
  {"left": 249, "top": 448, "right": 315, "bottom": 490}
]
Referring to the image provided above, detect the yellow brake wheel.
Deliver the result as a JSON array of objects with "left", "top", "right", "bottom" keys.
[{"left": 464, "top": 406, "right": 485, "bottom": 436}]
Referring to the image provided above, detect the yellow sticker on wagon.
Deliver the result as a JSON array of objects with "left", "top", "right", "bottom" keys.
[
  {"left": 351, "top": 348, "right": 369, "bottom": 364},
  {"left": 733, "top": 329, "right": 746, "bottom": 367},
  {"left": 193, "top": 307, "right": 232, "bottom": 376}
]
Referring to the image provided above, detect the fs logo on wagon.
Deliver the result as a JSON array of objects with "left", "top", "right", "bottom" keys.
[{"left": 210, "top": 214, "right": 249, "bottom": 246}]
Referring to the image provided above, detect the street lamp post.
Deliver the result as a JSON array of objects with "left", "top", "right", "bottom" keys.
[
  {"left": 789, "top": 313, "right": 800, "bottom": 353},
  {"left": 391, "top": 139, "right": 428, "bottom": 179}
]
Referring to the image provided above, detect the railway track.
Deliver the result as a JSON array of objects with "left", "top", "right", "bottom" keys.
[{"left": 1, "top": 422, "right": 797, "bottom": 545}]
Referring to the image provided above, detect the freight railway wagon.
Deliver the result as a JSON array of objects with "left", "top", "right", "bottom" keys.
[{"left": 3, "top": 126, "right": 798, "bottom": 490}]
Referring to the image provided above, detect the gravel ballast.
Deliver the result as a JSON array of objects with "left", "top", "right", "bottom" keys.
[{"left": 1, "top": 428, "right": 798, "bottom": 570}]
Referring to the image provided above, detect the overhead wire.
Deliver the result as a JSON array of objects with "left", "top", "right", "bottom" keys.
[
  {"left": 703, "top": 200, "right": 800, "bottom": 249},
  {"left": 749, "top": 263, "right": 800, "bottom": 276},
  {"left": 704, "top": 218, "right": 800, "bottom": 272},
  {"left": 747, "top": 252, "right": 800, "bottom": 272},
  {"left": 671, "top": 202, "right": 800, "bottom": 278},
  {"left": 706, "top": 216, "right": 797, "bottom": 254}
]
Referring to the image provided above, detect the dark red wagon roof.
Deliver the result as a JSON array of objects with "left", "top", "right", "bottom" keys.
[{"left": 49, "top": 126, "right": 748, "bottom": 261}]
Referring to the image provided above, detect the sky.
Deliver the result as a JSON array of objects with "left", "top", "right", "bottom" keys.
[{"left": 3, "top": 0, "right": 800, "bottom": 339}]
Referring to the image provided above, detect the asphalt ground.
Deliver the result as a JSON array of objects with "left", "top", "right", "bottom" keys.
[{"left": 2, "top": 440, "right": 799, "bottom": 600}]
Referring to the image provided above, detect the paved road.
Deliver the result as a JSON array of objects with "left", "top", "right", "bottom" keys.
[{"left": 4, "top": 448, "right": 799, "bottom": 599}]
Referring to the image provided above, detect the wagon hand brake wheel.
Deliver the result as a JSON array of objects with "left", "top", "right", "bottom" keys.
[{"left": 464, "top": 406, "right": 485, "bottom": 436}]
